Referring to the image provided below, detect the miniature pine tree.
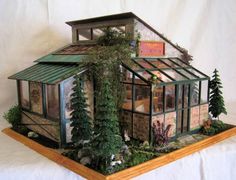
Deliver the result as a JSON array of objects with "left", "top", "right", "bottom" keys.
[
  {"left": 70, "top": 75, "right": 92, "bottom": 145},
  {"left": 92, "top": 78, "right": 123, "bottom": 170},
  {"left": 209, "top": 69, "right": 227, "bottom": 119}
]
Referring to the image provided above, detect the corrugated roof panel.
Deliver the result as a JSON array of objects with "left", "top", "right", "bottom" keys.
[
  {"left": 34, "top": 54, "right": 88, "bottom": 63},
  {"left": 8, "top": 63, "right": 81, "bottom": 84}
]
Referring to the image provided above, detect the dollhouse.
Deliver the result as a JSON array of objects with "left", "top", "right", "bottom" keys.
[{"left": 9, "top": 12, "right": 209, "bottom": 147}]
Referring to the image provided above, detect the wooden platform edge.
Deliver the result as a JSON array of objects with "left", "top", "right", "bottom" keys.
[{"left": 2, "top": 127, "right": 236, "bottom": 180}]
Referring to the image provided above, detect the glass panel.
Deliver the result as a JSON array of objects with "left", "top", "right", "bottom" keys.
[
  {"left": 63, "top": 77, "right": 74, "bottom": 119},
  {"left": 122, "top": 84, "right": 132, "bottom": 110},
  {"left": 169, "top": 58, "right": 189, "bottom": 67},
  {"left": 93, "top": 28, "right": 104, "bottom": 40},
  {"left": 147, "top": 59, "right": 169, "bottom": 69},
  {"left": 162, "top": 69, "right": 187, "bottom": 81},
  {"left": 153, "top": 86, "right": 164, "bottom": 113},
  {"left": 19, "top": 80, "right": 29, "bottom": 109},
  {"left": 188, "top": 68, "right": 206, "bottom": 78},
  {"left": 165, "top": 112, "right": 176, "bottom": 137},
  {"left": 152, "top": 70, "right": 171, "bottom": 82},
  {"left": 134, "top": 85, "right": 150, "bottom": 113},
  {"left": 165, "top": 85, "right": 175, "bottom": 111},
  {"left": 177, "top": 110, "right": 182, "bottom": 134},
  {"left": 122, "top": 68, "right": 133, "bottom": 83},
  {"left": 133, "top": 113, "right": 149, "bottom": 141},
  {"left": 111, "top": 26, "right": 126, "bottom": 33},
  {"left": 178, "top": 85, "right": 183, "bottom": 109},
  {"left": 183, "top": 108, "right": 189, "bottom": 132},
  {"left": 201, "top": 80, "right": 208, "bottom": 103},
  {"left": 30, "top": 82, "right": 43, "bottom": 114},
  {"left": 183, "top": 84, "right": 189, "bottom": 108},
  {"left": 190, "top": 81, "right": 199, "bottom": 106},
  {"left": 46, "top": 84, "right": 59, "bottom": 119},
  {"left": 177, "top": 69, "right": 197, "bottom": 79},
  {"left": 160, "top": 59, "right": 179, "bottom": 68},
  {"left": 78, "top": 28, "right": 91, "bottom": 41},
  {"left": 134, "top": 75, "right": 147, "bottom": 84},
  {"left": 135, "top": 59, "right": 153, "bottom": 69},
  {"left": 137, "top": 71, "right": 152, "bottom": 81}
]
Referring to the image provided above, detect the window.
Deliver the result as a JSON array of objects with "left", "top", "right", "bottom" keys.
[
  {"left": 63, "top": 77, "right": 74, "bottom": 119},
  {"left": 165, "top": 85, "right": 175, "bottom": 111},
  {"left": 122, "top": 84, "right": 132, "bottom": 110},
  {"left": 201, "top": 80, "right": 208, "bottom": 103},
  {"left": 77, "top": 28, "right": 92, "bottom": 41},
  {"left": 93, "top": 28, "right": 104, "bottom": 40},
  {"left": 153, "top": 86, "right": 163, "bottom": 113},
  {"left": 190, "top": 81, "right": 199, "bottom": 106},
  {"left": 46, "top": 84, "right": 59, "bottom": 119},
  {"left": 19, "top": 80, "right": 29, "bottom": 109},
  {"left": 29, "top": 82, "right": 43, "bottom": 114},
  {"left": 134, "top": 85, "right": 150, "bottom": 113}
]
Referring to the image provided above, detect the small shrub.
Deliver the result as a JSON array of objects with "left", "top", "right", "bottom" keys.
[
  {"left": 3, "top": 105, "right": 21, "bottom": 128},
  {"left": 153, "top": 121, "right": 171, "bottom": 147},
  {"left": 202, "top": 120, "right": 227, "bottom": 136}
]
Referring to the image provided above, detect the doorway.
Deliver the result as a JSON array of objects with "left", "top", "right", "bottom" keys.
[{"left": 177, "top": 84, "right": 190, "bottom": 134}]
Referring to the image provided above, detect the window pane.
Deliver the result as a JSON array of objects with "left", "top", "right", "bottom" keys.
[
  {"left": 147, "top": 59, "right": 169, "bottom": 69},
  {"left": 137, "top": 71, "right": 152, "bottom": 81},
  {"left": 20, "top": 81, "right": 29, "bottom": 109},
  {"left": 201, "top": 80, "right": 208, "bottom": 103},
  {"left": 78, "top": 29, "right": 91, "bottom": 41},
  {"left": 30, "top": 82, "right": 43, "bottom": 114},
  {"left": 93, "top": 28, "right": 104, "bottom": 40},
  {"left": 162, "top": 69, "right": 187, "bottom": 81},
  {"left": 183, "top": 84, "right": 189, "bottom": 108},
  {"left": 178, "top": 85, "right": 183, "bottom": 109},
  {"left": 134, "top": 85, "right": 150, "bottom": 113},
  {"left": 122, "top": 68, "right": 133, "bottom": 83},
  {"left": 152, "top": 70, "right": 171, "bottom": 82},
  {"left": 190, "top": 81, "right": 199, "bottom": 106},
  {"left": 169, "top": 58, "right": 189, "bottom": 67},
  {"left": 46, "top": 84, "right": 59, "bottom": 119},
  {"left": 136, "top": 59, "right": 153, "bottom": 69},
  {"left": 165, "top": 85, "right": 175, "bottom": 111},
  {"left": 160, "top": 59, "right": 179, "bottom": 68},
  {"left": 153, "top": 86, "right": 163, "bottom": 113},
  {"left": 122, "top": 84, "right": 132, "bottom": 110},
  {"left": 64, "top": 77, "right": 74, "bottom": 119}
]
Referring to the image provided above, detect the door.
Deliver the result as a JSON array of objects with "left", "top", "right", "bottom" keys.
[{"left": 177, "top": 84, "right": 190, "bottom": 134}]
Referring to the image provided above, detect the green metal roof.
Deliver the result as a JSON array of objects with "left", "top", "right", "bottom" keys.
[
  {"left": 34, "top": 54, "right": 87, "bottom": 63},
  {"left": 9, "top": 63, "right": 81, "bottom": 84}
]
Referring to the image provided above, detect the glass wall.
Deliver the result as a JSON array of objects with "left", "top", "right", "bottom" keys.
[
  {"left": 29, "top": 82, "right": 43, "bottom": 114},
  {"left": 190, "top": 81, "right": 199, "bottom": 106},
  {"left": 46, "top": 84, "right": 59, "bottom": 119},
  {"left": 165, "top": 85, "right": 175, "bottom": 112},
  {"left": 19, "top": 80, "right": 29, "bottom": 109},
  {"left": 201, "top": 80, "right": 208, "bottom": 103},
  {"left": 153, "top": 86, "right": 163, "bottom": 113},
  {"left": 134, "top": 85, "right": 150, "bottom": 113},
  {"left": 63, "top": 77, "right": 74, "bottom": 119}
]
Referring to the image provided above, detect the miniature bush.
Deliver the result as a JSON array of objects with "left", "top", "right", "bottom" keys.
[
  {"left": 202, "top": 119, "right": 227, "bottom": 136},
  {"left": 3, "top": 105, "right": 21, "bottom": 129},
  {"left": 153, "top": 121, "right": 171, "bottom": 147}
]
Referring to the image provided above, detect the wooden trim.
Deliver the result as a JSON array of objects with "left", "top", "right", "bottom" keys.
[{"left": 2, "top": 127, "right": 236, "bottom": 180}]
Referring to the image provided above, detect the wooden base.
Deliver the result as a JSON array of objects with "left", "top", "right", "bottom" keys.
[{"left": 2, "top": 127, "right": 236, "bottom": 180}]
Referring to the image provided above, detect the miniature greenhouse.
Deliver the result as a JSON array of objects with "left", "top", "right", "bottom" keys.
[
  {"left": 121, "top": 57, "right": 209, "bottom": 141},
  {"left": 8, "top": 12, "right": 209, "bottom": 147}
]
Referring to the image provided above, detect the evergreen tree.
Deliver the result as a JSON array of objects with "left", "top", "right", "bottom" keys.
[
  {"left": 70, "top": 75, "right": 92, "bottom": 145},
  {"left": 92, "top": 78, "right": 123, "bottom": 171},
  {"left": 209, "top": 69, "right": 227, "bottom": 119}
]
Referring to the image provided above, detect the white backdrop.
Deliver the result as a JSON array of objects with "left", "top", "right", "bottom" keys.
[{"left": 0, "top": 0, "right": 236, "bottom": 180}]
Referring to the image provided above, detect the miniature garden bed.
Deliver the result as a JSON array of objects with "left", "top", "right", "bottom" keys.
[{"left": 2, "top": 125, "right": 236, "bottom": 180}]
